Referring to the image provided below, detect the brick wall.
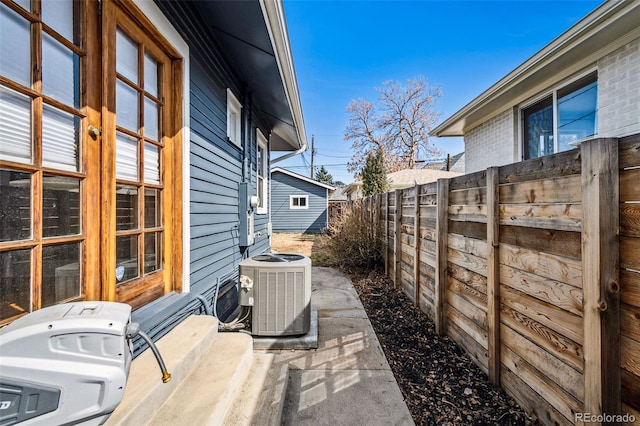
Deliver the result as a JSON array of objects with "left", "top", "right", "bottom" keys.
[
  {"left": 598, "top": 37, "right": 640, "bottom": 137},
  {"left": 464, "top": 109, "right": 516, "bottom": 173},
  {"left": 463, "top": 36, "right": 640, "bottom": 173}
]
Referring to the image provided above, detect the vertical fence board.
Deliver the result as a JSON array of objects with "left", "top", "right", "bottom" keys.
[
  {"left": 436, "top": 179, "right": 450, "bottom": 335},
  {"left": 581, "top": 138, "right": 620, "bottom": 418},
  {"left": 394, "top": 190, "right": 402, "bottom": 291},
  {"left": 384, "top": 192, "right": 389, "bottom": 275},
  {"left": 414, "top": 185, "right": 422, "bottom": 306},
  {"left": 487, "top": 167, "right": 501, "bottom": 385}
]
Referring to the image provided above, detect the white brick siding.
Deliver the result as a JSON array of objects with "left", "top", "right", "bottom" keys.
[
  {"left": 464, "top": 109, "right": 517, "bottom": 173},
  {"left": 598, "top": 37, "right": 640, "bottom": 137},
  {"left": 463, "top": 36, "right": 639, "bottom": 172}
]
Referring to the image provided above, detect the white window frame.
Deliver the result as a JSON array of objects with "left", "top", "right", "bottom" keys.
[
  {"left": 226, "top": 88, "right": 242, "bottom": 148},
  {"left": 290, "top": 195, "right": 308, "bottom": 210},
  {"left": 519, "top": 69, "right": 598, "bottom": 160},
  {"left": 256, "top": 129, "right": 268, "bottom": 215}
]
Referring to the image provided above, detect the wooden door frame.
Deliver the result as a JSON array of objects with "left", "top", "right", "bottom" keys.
[{"left": 100, "top": 0, "right": 183, "bottom": 307}]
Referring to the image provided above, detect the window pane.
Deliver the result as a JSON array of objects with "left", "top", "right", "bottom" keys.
[
  {"left": 42, "top": 0, "right": 78, "bottom": 44},
  {"left": 144, "top": 96, "right": 160, "bottom": 141},
  {"left": 42, "top": 104, "right": 80, "bottom": 172},
  {"left": 42, "top": 33, "right": 79, "bottom": 107},
  {"left": 43, "top": 175, "right": 80, "bottom": 238},
  {"left": 0, "top": 3, "right": 31, "bottom": 87},
  {"left": 116, "top": 184, "right": 138, "bottom": 231},
  {"left": 523, "top": 97, "right": 553, "bottom": 160},
  {"left": 258, "top": 176, "right": 264, "bottom": 209},
  {"left": 558, "top": 77, "right": 597, "bottom": 152},
  {"left": 144, "top": 188, "right": 160, "bottom": 228},
  {"left": 144, "top": 52, "right": 159, "bottom": 97},
  {"left": 0, "top": 248, "right": 31, "bottom": 321},
  {"left": 116, "top": 28, "right": 138, "bottom": 83},
  {"left": 116, "top": 79, "right": 139, "bottom": 132},
  {"left": 116, "top": 235, "right": 138, "bottom": 284},
  {"left": 116, "top": 131, "right": 138, "bottom": 181},
  {"left": 144, "top": 232, "right": 161, "bottom": 274},
  {"left": 144, "top": 142, "right": 160, "bottom": 184},
  {"left": 0, "top": 86, "right": 32, "bottom": 164},
  {"left": 43, "top": 243, "right": 80, "bottom": 307},
  {"left": 0, "top": 169, "right": 31, "bottom": 241}
]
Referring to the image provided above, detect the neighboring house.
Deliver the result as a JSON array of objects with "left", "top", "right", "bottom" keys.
[
  {"left": 271, "top": 167, "right": 335, "bottom": 234},
  {"left": 328, "top": 186, "right": 349, "bottom": 221},
  {"left": 431, "top": 0, "right": 640, "bottom": 173},
  {"left": 342, "top": 182, "right": 364, "bottom": 201},
  {"left": 343, "top": 168, "right": 461, "bottom": 199},
  {"left": 0, "top": 0, "right": 306, "bottom": 345}
]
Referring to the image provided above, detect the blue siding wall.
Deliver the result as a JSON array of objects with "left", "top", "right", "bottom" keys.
[
  {"left": 157, "top": 1, "right": 272, "bottom": 321},
  {"left": 271, "top": 172, "right": 328, "bottom": 234}
]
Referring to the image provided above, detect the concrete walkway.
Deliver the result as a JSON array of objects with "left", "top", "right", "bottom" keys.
[{"left": 271, "top": 267, "right": 415, "bottom": 425}]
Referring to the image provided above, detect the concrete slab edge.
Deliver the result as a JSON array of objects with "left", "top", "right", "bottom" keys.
[{"left": 252, "top": 311, "right": 318, "bottom": 350}]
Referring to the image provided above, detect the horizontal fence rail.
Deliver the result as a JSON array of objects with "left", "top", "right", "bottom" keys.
[{"left": 347, "top": 136, "right": 640, "bottom": 426}]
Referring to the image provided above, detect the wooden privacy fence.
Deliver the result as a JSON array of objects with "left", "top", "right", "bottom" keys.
[{"left": 354, "top": 136, "right": 640, "bottom": 426}]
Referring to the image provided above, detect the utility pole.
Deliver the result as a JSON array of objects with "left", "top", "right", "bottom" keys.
[{"left": 310, "top": 135, "right": 315, "bottom": 178}]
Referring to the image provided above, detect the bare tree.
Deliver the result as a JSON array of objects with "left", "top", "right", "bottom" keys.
[{"left": 344, "top": 76, "right": 441, "bottom": 175}]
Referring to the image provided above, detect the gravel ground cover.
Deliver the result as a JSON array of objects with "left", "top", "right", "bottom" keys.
[{"left": 347, "top": 269, "right": 539, "bottom": 426}]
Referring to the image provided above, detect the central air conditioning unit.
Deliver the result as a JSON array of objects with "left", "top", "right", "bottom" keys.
[{"left": 239, "top": 253, "right": 311, "bottom": 336}]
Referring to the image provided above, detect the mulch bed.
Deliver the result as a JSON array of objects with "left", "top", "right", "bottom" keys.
[{"left": 345, "top": 268, "right": 539, "bottom": 426}]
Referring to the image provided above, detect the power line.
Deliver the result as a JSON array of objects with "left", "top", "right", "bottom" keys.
[
  {"left": 316, "top": 153, "right": 352, "bottom": 159},
  {"left": 283, "top": 163, "right": 348, "bottom": 168}
]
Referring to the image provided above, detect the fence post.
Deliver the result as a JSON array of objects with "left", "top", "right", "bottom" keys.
[
  {"left": 414, "top": 185, "right": 421, "bottom": 307},
  {"left": 385, "top": 192, "right": 389, "bottom": 276},
  {"left": 394, "top": 190, "right": 402, "bottom": 291},
  {"left": 486, "top": 167, "right": 501, "bottom": 386},
  {"left": 581, "top": 138, "right": 620, "bottom": 418},
  {"left": 435, "top": 178, "right": 449, "bottom": 335}
]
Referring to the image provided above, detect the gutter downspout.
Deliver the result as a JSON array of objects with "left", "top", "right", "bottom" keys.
[
  {"left": 270, "top": 141, "right": 307, "bottom": 166},
  {"left": 260, "top": 0, "right": 308, "bottom": 166}
]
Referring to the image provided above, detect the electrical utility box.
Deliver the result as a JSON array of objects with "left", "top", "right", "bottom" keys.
[{"left": 239, "top": 182, "right": 257, "bottom": 247}]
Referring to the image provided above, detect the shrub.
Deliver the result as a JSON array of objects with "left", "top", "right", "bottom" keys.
[{"left": 326, "top": 201, "right": 385, "bottom": 269}]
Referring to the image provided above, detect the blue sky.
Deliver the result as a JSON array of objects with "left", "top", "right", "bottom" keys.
[{"left": 278, "top": 0, "right": 603, "bottom": 184}]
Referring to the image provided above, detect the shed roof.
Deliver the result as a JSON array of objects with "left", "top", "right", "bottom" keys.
[{"left": 271, "top": 167, "right": 336, "bottom": 191}]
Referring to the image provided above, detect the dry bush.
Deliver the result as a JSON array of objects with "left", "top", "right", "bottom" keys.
[{"left": 325, "top": 202, "right": 384, "bottom": 269}]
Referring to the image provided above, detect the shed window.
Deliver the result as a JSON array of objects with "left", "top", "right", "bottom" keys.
[
  {"left": 522, "top": 72, "right": 597, "bottom": 160},
  {"left": 226, "top": 89, "right": 242, "bottom": 147},
  {"left": 290, "top": 195, "right": 308, "bottom": 209}
]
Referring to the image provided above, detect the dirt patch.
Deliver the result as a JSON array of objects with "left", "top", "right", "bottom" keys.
[
  {"left": 270, "top": 233, "right": 318, "bottom": 257},
  {"left": 270, "top": 232, "right": 334, "bottom": 266},
  {"left": 272, "top": 234, "right": 538, "bottom": 425}
]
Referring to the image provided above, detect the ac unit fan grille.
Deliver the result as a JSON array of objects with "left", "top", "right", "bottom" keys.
[{"left": 257, "top": 270, "right": 306, "bottom": 335}]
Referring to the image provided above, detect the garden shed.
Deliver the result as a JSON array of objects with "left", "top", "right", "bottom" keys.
[{"left": 271, "top": 167, "right": 335, "bottom": 234}]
